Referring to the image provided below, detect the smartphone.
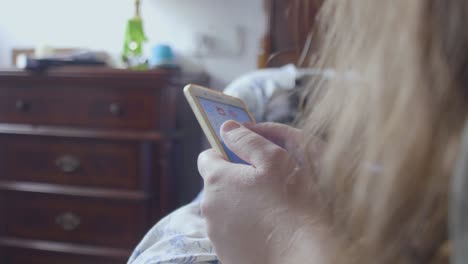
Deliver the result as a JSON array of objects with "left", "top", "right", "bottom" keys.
[{"left": 184, "top": 84, "right": 256, "bottom": 164}]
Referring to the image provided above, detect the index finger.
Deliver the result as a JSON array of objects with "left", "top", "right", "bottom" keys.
[{"left": 198, "top": 148, "right": 253, "bottom": 184}]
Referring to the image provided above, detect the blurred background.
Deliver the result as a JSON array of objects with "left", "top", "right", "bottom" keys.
[{"left": 0, "top": 0, "right": 265, "bottom": 88}]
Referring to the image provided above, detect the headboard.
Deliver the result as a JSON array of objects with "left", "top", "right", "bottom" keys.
[{"left": 259, "top": 0, "right": 321, "bottom": 68}]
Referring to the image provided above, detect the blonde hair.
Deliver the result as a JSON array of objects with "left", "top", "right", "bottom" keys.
[{"left": 301, "top": 0, "right": 468, "bottom": 263}]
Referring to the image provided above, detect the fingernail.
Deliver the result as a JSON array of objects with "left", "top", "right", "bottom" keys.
[{"left": 221, "top": 120, "right": 241, "bottom": 133}]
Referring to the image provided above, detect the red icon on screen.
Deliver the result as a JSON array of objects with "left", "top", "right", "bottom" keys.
[
  {"left": 216, "top": 106, "right": 226, "bottom": 116},
  {"left": 229, "top": 110, "right": 237, "bottom": 118}
]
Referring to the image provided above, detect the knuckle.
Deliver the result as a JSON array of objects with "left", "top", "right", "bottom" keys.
[
  {"left": 200, "top": 199, "right": 209, "bottom": 217},
  {"left": 197, "top": 150, "right": 211, "bottom": 168},
  {"left": 200, "top": 165, "right": 221, "bottom": 186},
  {"left": 198, "top": 150, "right": 223, "bottom": 185},
  {"left": 226, "top": 128, "right": 251, "bottom": 145},
  {"left": 204, "top": 172, "right": 221, "bottom": 185},
  {"left": 197, "top": 153, "right": 208, "bottom": 174},
  {"left": 256, "top": 146, "right": 293, "bottom": 179},
  {"left": 244, "top": 135, "right": 266, "bottom": 152},
  {"left": 227, "top": 131, "right": 266, "bottom": 155},
  {"left": 200, "top": 197, "right": 215, "bottom": 218},
  {"left": 266, "top": 146, "right": 288, "bottom": 164}
]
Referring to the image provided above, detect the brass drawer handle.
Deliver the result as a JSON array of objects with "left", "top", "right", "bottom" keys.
[
  {"left": 15, "top": 100, "right": 30, "bottom": 112},
  {"left": 109, "top": 103, "right": 122, "bottom": 116},
  {"left": 55, "top": 155, "right": 81, "bottom": 173},
  {"left": 55, "top": 212, "right": 81, "bottom": 231}
]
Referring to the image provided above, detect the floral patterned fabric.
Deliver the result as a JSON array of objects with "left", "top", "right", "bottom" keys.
[{"left": 127, "top": 195, "right": 220, "bottom": 264}]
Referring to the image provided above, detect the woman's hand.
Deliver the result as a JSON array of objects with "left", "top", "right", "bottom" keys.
[{"left": 198, "top": 122, "right": 327, "bottom": 264}]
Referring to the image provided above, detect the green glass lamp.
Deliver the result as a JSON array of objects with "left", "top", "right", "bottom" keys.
[{"left": 122, "top": 0, "right": 148, "bottom": 69}]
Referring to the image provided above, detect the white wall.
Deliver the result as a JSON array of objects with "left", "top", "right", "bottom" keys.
[{"left": 0, "top": 0, "right": 266, "bottom": 88}]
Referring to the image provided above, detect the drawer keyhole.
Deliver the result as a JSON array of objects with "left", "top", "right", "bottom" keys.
[
  {"left": 15, "top": 100, "right": 30, "bottom": 112},
  {"left": 55, "top": 155, "right": 81, "bottom": 173},
  {"left": 55, "top": 212, "right": 81, "bottom": 231}
]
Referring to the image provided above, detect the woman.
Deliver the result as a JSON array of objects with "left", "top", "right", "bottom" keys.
[{"left": 198, "top": 0, "right": 468, "bottom": 263}]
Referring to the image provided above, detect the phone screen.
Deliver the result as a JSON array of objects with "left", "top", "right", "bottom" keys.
[{"left": 197, "top": 97, "right": 253, "bottom": 164}]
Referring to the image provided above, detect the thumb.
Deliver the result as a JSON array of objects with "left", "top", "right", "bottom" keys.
[
  {"left": 220, "top": 120, "right": 290, "bottom": 169},
  {"left": 246, "top": 122, "right": 302, "bottom": 150}
]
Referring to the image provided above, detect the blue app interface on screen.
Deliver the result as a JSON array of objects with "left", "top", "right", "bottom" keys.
[{"left": 197, "top": 97, "right": 252, "bottom": 164}]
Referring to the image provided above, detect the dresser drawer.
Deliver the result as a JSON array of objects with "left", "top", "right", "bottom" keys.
[
  {"left": 0, "top": 86, "right": 159, "bottom": 129},
  {"left": 2, "top": 244, "right": 127, "bottom": 264},
  {"left": 3, "top": 135, "right": 142, "bottom": 190},
  {"left": 1, "top": 191, "right": 147, "bottom": 248}
]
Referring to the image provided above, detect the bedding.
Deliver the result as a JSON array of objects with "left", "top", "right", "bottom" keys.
[
  {"left": 223, "top": 64, "right": 300, "bottom": 123},
  {"left": 128, "top": 194, "right": 220, "bottom": 264}
]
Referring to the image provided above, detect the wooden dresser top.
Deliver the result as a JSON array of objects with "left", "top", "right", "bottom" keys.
[{"left": 0, "top": 67, "right": 208, "bottom": 87}]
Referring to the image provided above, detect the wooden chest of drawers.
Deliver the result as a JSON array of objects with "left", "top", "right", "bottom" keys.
[{"left": 0, "top": 68, "right": 206, "bottom": 263}]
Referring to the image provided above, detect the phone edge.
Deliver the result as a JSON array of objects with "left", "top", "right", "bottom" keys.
[{"left": 183, "top": 84, "right": 230, "bottom": 160}]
